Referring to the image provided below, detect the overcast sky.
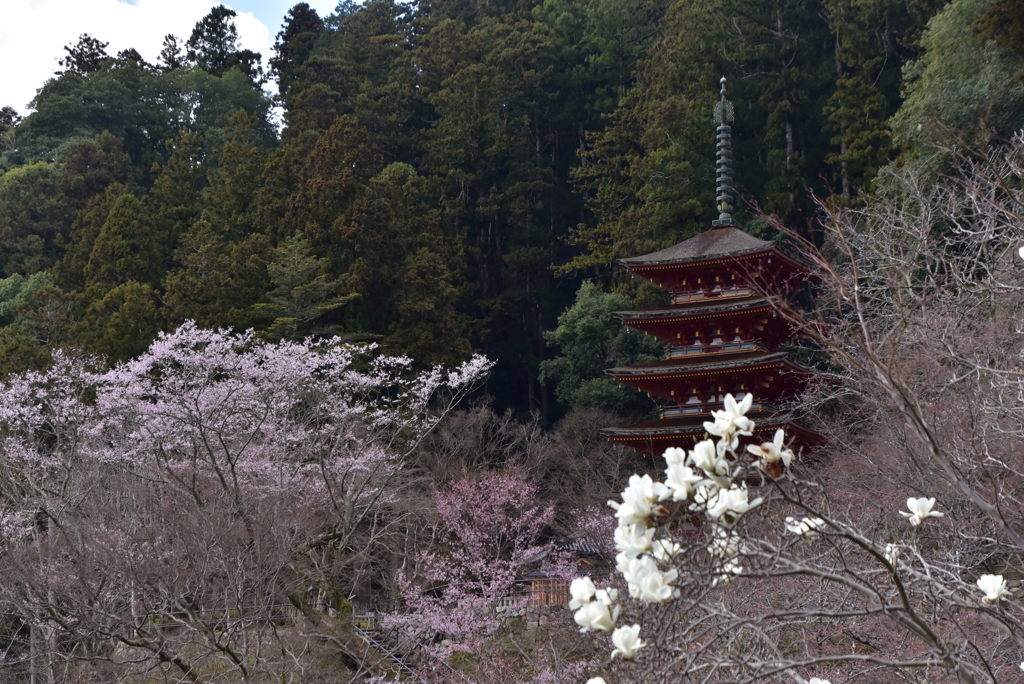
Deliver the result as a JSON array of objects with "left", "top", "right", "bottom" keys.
[{"left": 1, "top": 0, "right": 340, "bottom": 116}]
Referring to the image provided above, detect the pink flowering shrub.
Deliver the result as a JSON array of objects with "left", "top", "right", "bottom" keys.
[{"left": 393, "top": 469, "right": 554, "bottom": 653}]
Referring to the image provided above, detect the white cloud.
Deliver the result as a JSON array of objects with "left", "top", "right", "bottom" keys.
[{"left": 0, "top": 0, "right": 273, "bottom": 115}]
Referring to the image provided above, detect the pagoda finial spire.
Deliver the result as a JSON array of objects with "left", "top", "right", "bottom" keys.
[{"left": 712, "top": 76, "right": 736, "bottom": 226}]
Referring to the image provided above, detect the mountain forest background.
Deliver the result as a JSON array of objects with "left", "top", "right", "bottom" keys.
[{"left": 1, "top": 0, "right": 1023, "bottom": 421}]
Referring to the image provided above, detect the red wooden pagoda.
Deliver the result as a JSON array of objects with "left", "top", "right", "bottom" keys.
[{"left": 604, "top": 78, "right": 821, "bottom": 456}]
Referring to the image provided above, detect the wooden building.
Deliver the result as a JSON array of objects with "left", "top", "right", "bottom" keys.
[{"left": 604, "top": 78, "right": 821, "bottom": 456}]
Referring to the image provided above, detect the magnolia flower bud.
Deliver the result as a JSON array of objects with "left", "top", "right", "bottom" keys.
[{"left": 884, "top": 543, "right": 899, "bottom": 566}]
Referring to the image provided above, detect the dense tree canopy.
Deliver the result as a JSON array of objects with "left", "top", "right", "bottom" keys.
[{"left": 3, "top": 0, "right": 1022, "bottom": 418}]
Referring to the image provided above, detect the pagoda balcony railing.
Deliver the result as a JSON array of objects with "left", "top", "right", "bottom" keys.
[
  {"left": 668, "top": 341, "right": 762, "bottom": 358},
  {"left": 661, "top": 401, "right": 778, "bottom": 419},
  {"left": 672, "top": 286, "right": 753, "bottom": 304}
]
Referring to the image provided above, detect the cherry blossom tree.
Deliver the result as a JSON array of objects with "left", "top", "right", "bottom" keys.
[
  {"left": 0, "top": 323, "right": 490, "bottom": 682},
  {"left": 393, "top": 470, "right": 555, "bottom": 653}
]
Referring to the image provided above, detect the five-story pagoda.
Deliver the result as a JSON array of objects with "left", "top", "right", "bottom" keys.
[{"left": 604, "top": 78, "right": 821, "bottom": 456}]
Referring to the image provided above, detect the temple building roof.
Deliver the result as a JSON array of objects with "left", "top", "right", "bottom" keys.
[
  {"left": 603, "top": 410, "right": 824, "bottom": 454},
  {"left": 606, "top": 350, "right": 807, "bottom": 377},
  {"left": 619, "top": 226, "right": 773, "bottom": 266},
  {"left": 613, "top": 297, "right": 771, "bottom": 321}
]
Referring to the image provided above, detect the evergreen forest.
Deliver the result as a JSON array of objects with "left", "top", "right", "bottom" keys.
[{"left": 1, "top": 0, "right": 1023, "bottom": 416}]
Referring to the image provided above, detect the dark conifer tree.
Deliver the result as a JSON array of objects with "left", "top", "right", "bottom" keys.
[
  {"left": 187, "top": 4, "right": 263, "bottom": 83},
  {"left": 270, "top": 3, "right": 324, "bottom": 101},
  {"left": 57, "top": 34, "right": 110, "bottom": 76},
  {"left": 158, "top": 34, "right": 187, "bottom": 71}
]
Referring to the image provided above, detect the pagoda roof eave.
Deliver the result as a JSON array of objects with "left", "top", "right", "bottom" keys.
[
  {"left": 616, "top": 227, "right": 811, "bottom": 273},
  {"left": 613, "top": 298, "right": 772, "bottom": 321},
  {"left": 602, "top": 413, "right": 824, "bottom": 444},
  {"left": 617, "top": 227, "right": 773, "bottom": 266},
  {"left": 622, "top": 245, "right": 809, "bottom": 275},
  {"left": 606, "top": 351, "right": 814, "bottom": 378}
]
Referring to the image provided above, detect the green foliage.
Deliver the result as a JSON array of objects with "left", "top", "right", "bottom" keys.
[
  {"left": 975, "top": 0, "right": 1024, "bottom": 64},
  {"left": 162, "top": 220, "right": 270, "bottom": 329},
  {"left": 270, "top": 3, "right": 324, "bottom": 100},
  {"left": 17, "top": 60, "right": 273, "bottom": 166},
  {"left": 53, "top": 183, "right": 128, "bottom": 291},
  {"left": 83, "top": 193, "right": 163, "bottom": 292},
  {"left": 0, "top": 283, "right": 77, "bottom": 377},
  {"left": 0, "top": 272, "right": 54, "bottom": 325},
  {"left": 0, "top": 162, "right": 74, "bottom": 276},
  {"left": 74, "top": 281, "right": 161, "bottom": 362},
  {"left": 202, "top": 111, "right": 267, "bottom": 238},
  {"left": 891, "top": 0, "right": 1024, "bottom": 154},
  {"left": 57, "top": 132, "right": 134, "bottom": 210},
  {"left": 539, "top": 281, "right": 664, "bottom": 418},
  {"left": 187, "top": 4, "right": 264, "bottom": 84},
  {"left": 251, "top": 232, "right": 355, "bottom": 339},
  {"left": 566, "top": 0, "right": 941, "bottom": 273}
]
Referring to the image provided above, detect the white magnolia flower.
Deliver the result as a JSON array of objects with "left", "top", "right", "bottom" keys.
[
  {"left": 977, "top": 574, "right": 1011, "bottom": 604},
  {"left": 652, "top": 538, "right": 682, "bottom": 562},
  {"left": 746, "top": 428, "right": 794, "bottom": 469},
  {"left": 689, "top": 439, "right": 732, "bottom": 487},
  {"left": 614, "top": 523, "right": 655, "bottom": 559},
  {"left": 623, "top": 555, "right": 679, "bottom": 603},
  {"left": 608, "top": 474, "right": 660, "bottom": 526},
  {"left": 808, "top": 679, "right": 831, "bottom": 684},
  {"left": 611, "top": 624, "right": 645, "bottom": 660},
  {"left": 690, "top": 484, "right": 715, "bottom": 511},
  {"left": 708, "top": 527, "right": 740, "bottom": 558},
  {"left": 585, "top": 679, "right": 608, "bottom": 684},
  {"left": 663, "top": 446, "right": 688, "bottom": 466},
  {"left": 705, "top": 485, "right": 762, "bottom": 526},
  {"left": 569, "top": 576, "right": 597, "bottom": 610},
  {"left": 785, "top": 516, "right": 825, "bottom": 537},
  {"left": 713, "top": 560, "right": 743, "bottom": 586},
  {"left": 901, "top": 497, "right": 944, "bottom": 526},
  {"left": 884, "top": 543, "right": 899, "bottom": 566},
  {"left": 703, "top": 393, "right": 755, "bottom": 450},
  {"left": 594, "top": 587, "right": 618, "bottom": 606},
  {"left": 574, "top": 598, "right": 619, "bottom": 633},
  {"left": 565, "top": 577, "right": 598, "bottom": 610},
  {"left": 662, "top": 463, "right": 705, "bottom": 501},
  {"left": 1019, "top": 246, "right": 1024, "bottom": 261},
  {"left": 615, "top": 551, "right": 631, "bottom": 575}
]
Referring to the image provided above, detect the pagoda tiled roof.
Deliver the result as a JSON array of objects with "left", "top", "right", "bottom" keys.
[
  {"left": 606, "top": 350, "right": 810, "bottom": 377},
  {"left": 613, "top": 297, "right": 771, "bottom": 321},
  {"left": 602, "top": 409, "right": 824, "bottom": 444},
  {"left": 619, "top": 227, "right": 773, "bottom": 266}
]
